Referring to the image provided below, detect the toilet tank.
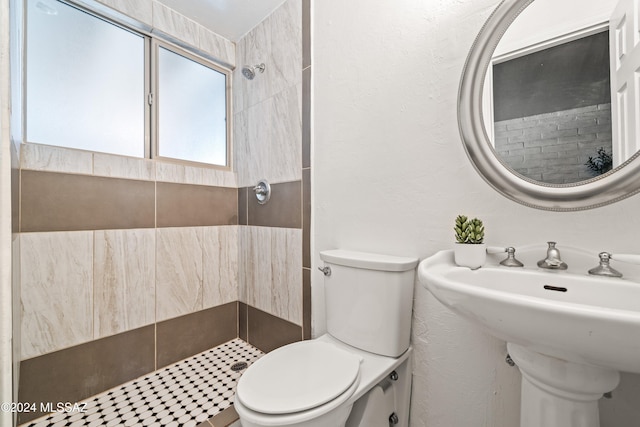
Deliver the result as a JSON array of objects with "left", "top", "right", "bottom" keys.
[{"left": 320, "top": 250, "right": 419, "bottom": 358}]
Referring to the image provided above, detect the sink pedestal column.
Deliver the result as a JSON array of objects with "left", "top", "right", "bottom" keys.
[{"left": 507, "top": 343, "right": 620, "bottom": 427}]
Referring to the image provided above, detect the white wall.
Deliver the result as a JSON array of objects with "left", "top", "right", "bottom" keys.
[{"left": 311, "top": 0, "right": 640, "bottom": 425}]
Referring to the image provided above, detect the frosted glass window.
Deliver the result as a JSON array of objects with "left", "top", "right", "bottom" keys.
[
  {"left": 27, "top": 0, "right": 145, "bottom": 157},
  {"left": 158, "top": 47, "right": 227, "bottom": 166}
]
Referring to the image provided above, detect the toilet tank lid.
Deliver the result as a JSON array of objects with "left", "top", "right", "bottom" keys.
[{"left": 320, "top": 249, "right": 418, "bottom": 272}]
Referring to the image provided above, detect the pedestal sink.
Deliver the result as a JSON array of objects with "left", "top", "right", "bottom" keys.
[{"left": 418, "top": 245, "right": 640, "bottom": 427}]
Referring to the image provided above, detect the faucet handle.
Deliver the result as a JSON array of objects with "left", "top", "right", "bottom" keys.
[
  {"left": 501, "top": 247, "right": 524, "bottom": 267},
  {"left": 588, "top": 252, "right": 623, "bottom": 278},
  {"left": 486, "top": 246, "right": 524, "bottom": 267}
]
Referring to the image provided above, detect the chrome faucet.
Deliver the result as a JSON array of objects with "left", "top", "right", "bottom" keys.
[
  {"left": 537, "top": 242, "right": 568, "bottom": 270},
  {"left": 486, "top": 246, "right": 524, "bottom": 267},
  {"left": 500, "top": 247, "right": 524, "bottom": 267},
  {"left": 588, "top": 252, "right": 640, "bottom": 278},
  {"left": 588, "top": 252, "right": 622, "bottom": 278}
]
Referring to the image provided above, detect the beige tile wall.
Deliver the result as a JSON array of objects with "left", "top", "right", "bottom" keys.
[
  {"left": 21, "top": 143, "right": 236, "bottom": 187},
  {"left": 94, "top": 229, "right": 156, "bottom": 338},
  {"left": 156, "top": 227, "right": 204, "bottom": 322},
  {"left": 240, "top": 226, "right": 302, "bottom": 326},
  {"left": 21, "top": 231, "right": 94, "bottom": 359},
  {"left": 234, "top": 0, "right": 303, "bottom": 188},
  {"left": 203, "top": 226, "right": 239, "bottom": 309},
  {"left": 20, "top": 226, "right": 240, "bottom": 360}
]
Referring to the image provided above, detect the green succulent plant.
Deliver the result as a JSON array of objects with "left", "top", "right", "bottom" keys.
[
  {"left": 454, "top": 215, "right": 485, "bottom": 244},
  {"left": 454, "top": 215, "right": 470, "bottom": 243}
]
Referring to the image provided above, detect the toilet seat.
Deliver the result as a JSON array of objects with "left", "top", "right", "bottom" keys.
[{"left": 236, "top": 340, "right": 362, "bottom": 415}]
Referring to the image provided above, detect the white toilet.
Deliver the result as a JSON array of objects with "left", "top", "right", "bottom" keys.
[{"left": 234, "top": 249, "right": 418, "bottom": 427}]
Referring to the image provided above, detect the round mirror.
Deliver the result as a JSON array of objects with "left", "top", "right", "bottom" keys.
[{"left": 459, "top": 0, "right": 640, "bottom": 210}]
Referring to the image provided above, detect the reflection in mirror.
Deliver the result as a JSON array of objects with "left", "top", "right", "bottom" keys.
[
  {"left": 483, "top": 0, "right": 621, "bottom": 184},
  {"left": 458, "top": 0, "right": 640, "bottom": 210}
]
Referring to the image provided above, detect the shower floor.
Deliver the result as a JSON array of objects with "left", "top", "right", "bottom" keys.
[{"left": 21, "top": 338, "right": 263, "bottom": 427}]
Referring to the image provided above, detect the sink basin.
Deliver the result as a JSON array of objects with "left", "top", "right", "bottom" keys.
[{"left": 419, "top": 245, "right": 640, "bottom": 427}]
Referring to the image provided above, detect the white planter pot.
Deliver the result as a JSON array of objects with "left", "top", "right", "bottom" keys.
[{"left": 454, "top": 243, "right": 486, "bottom": 269}]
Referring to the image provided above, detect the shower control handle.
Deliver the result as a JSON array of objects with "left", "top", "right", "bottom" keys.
[{"left": 253, "top": 179, "right": 271, "bottom": 204}]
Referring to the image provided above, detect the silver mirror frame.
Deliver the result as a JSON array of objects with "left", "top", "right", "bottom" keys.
[{"left": 459, "top": 0, "right": 640, "bottom": 211}]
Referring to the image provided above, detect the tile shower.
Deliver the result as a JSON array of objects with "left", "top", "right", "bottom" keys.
[{"left": 12, "top": 0, "right": 312, "bottom": 425}]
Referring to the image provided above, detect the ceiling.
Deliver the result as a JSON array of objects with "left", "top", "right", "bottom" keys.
[{"left": 155, "top": 0, "right": 286, "bottom": 41}]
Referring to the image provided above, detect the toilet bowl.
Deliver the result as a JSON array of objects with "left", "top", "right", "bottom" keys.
[
  {"left": 234, "top": 335, "right": 413, "bottom": 427},
  {"left": 235, "top": 250, "right": 418, "bottom": 427},
  {"left": 234, "top": 339, "right": 361, "bottom": 427}
]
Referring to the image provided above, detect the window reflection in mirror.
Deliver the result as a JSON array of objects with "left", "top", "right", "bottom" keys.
[
  {"left": 482, "top": 0, "right": 622, "bottom": 185},
  {"left": 492, "top": 31, "right": 611, "bottom": 184}
]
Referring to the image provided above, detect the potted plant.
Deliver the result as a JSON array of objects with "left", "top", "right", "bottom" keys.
[{"left": 453, "top": 215, "right": 486, "bottom": 269}]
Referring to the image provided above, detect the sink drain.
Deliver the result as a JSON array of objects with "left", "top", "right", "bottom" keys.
[{"left": 231, "top": 361, "right": 248, "bottom": 372}]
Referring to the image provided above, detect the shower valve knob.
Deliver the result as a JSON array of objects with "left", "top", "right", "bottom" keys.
[{"left": 389, "top": 413, "right": 399, "bottom": 425}]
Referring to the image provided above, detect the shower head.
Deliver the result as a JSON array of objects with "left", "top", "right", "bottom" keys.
[{"left": 242, "top": 63, "right": 265, "bottom": 80}]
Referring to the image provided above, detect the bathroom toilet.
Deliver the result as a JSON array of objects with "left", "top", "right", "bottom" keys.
[{"left": 234, "top": 249, "right": 418, "bottom": 427}]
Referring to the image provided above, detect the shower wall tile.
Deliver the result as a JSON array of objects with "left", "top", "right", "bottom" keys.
[
  {"left": 21, "top": 144, "right": 93, "bottom": 175},
  {"left": 203, "top": 226, "right": 239, "bottom": 309},
  {"left": 156, "top": 302, "right": 237, "bottom": 368},
  {"left": 271, "top": 84, "right": 302, "bottom": 183},
  {"left": 94, "top": 229, "right": 156, "bottom": 338},
  {"left": 238, "top": 20, "right": 272, "bottom": 110},
  {"left": 20, "top": 231, "right": 93, "bottom": 359},
  {"left": 236, "top": 100, "right": 272, "bottom": 187},
  {"left": 237, "top": 228, "right": 248, "bottom": 305},
  {"left": 95, "top": 0, "right": 153, "bottom": 25},
  {"left": 201, "top": 167, "right": 237, "bottom": 188},
  {"left": 238, "top": 187, "right": 248, "bottom": 226},
  {"left": 199, "top": 27, "right": 235, "bottom": 67},
  {"left": 247, "top": 306, "right": 301, "bottom": 353},
  {"left": 18, "top": 325, "right": 155, "bottom": 425},
  {"left": 151, "top": 1, "right": 200, "bottom": 48},
  {"left": 234, "top": 0, "right": 304, "bottom": 187},
  {"left": 233, "top": 42, "right": 245, "bottom": 115},
  {"left": 156, "top": 161, "right": 237, "bottom": 188},
  {"left": 233, "top": 110, "right": 248, "bottom": 181},
  {"left": 156, "top": 182, "right": 237, "bottom": 228},
  {"left": 241, "top": 226, "right": 302, "bottom": 325},
  {"left": 243, "top": 226, "right": 273, "bottom": 313},
  {"left": 21, "top": 171, "right": 155, "bottom": 232},
  {"left": 93, "top": 153, "right": 155, "bottom": 181},
  {"left": 156, "top": 227, "right": 204, "bottom": 322},
  {"left": 271, "top": 228, "right": 302, "bottom": 325},
  {"left": 239, "top": 302, "right": 248, "bottom": 341},
  {"left": 247, "top": 181, "right": 302, "bottom": 229},
  {"left": 269, "top": 0, "right": 302, "bottom": 96}
]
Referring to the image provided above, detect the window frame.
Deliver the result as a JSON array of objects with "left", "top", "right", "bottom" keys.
[
  {"left": 23, "top": 0, "right": 233, "bottom": 170},
  {"left": 150, "top": 38, "right": 232, "bottom": 169}
]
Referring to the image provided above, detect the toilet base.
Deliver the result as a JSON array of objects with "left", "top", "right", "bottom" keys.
[{"left": 346, "top": 354, "right": 412, "bottom": 427}]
